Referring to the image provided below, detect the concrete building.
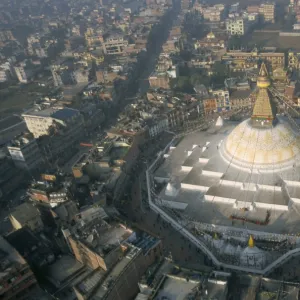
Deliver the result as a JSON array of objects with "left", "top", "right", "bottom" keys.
[
  {"left": 149, "top": 72, "right": 170, "bottom": 89},
  {"left": 22, "top": 107, "right": 83, "bottom": 138},
  {"left": 202, "top": 6, "right": 224, "bottom": 22},
  {"left": 67, "top": 219, "right": 133, "bottom": 271},
  {"left": 229, "top": 89, "right": 254, "bottom": 109},
  {"left": 50, "top": 65, "right": 64, "bottom": 87},
  {"left": 102, "top": 35, "right": 128, "bottom": 55},
  {"left": 259, "top": 3, "right": 275, "bottom": 23},
  {"left": 0, "top": 116, "right": 27, "bottom": 146},
  {"left": 146, "top": 117, "right": 169, "bottom": 138},
  {"left": 73, "top": 231, "right": 163, "bottom": 300},
  {"left": 0, "top": 236, "right": 38, "bottom": 300},
  {"left": 9, "top": 203, "right": 44, "bottom": 232},
  {"left": 28, "top": 177, "right": 69, "bottom": 207},
  {"left": 222, "top": 50, "right": 285, "bottom": 71},
  {"left": 226, "top": 17, "right": 250, "bottom": 36},
  {"left": 7, "top": 133, "right": 44, "bottom": 171},
  {"left": 14, "top": 65, "right": 29, "bottom": 83},
  {"left": 211, "top": 89, "right": 230, "bottom": 111},
  {"left": 288, "top": 50, "right": 300, "bottom": 70},
  {"left": 137, "top": 259, "right": 228, "bottom": 300},
  {"left": 0, "top": 155, "right": 25, "bottom": 200}
]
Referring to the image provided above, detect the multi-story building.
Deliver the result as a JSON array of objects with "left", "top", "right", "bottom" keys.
[
  {"left": 85, "top": 28, "right": 104, "bottom": 46},
  {"left": 226, "top": 17, "right": 249, "bottom": 36},
  {"left": 66, "top": 219, "right": 133, "bottom": 271},
  {"left": 211, "top": 89, "right": 230, "bottom": 111},
  {"left": 7, "top": 133, "right": 44, "bottom": 171},
  {"left": 229, "top": 89, "right": 254, "bottom": 109},
  {"left": 0, "top": 30, "right": 15, "bottom": 43},
  {"left": 0, "top": 236, "right": 38, "bottom": 300},
  {"left": 202, "top": 8, "right": 222, "bottom": 22},
  {"left": 259, "top": 3, "right": 275, "bottom": 23},
  {"left": 14, "top": 65, "right": 29, "bottom": 83},
  {"left": 222, "top": 50, "right": 285, "bottom": 71},
  {"left": 50, "top": 65, "right": 64, "bottom": 86},
  {"left": 149, "top": 72, "right": 170, "bottom": 89},
  {"left": 9, "top": 203, "right": 44, "bottom": 232},
  {"left": 22, "top": 107, "right": 83, "bottom": 138},
  {"left": 0, "top": 115, "right": 27, "bottom": 145},
  {"left": 202, "top": 97, "right": 217, "bottom": 115},
  {"left": 28, "top": 176, "right": 69, "bottom": 207},
  {"left": 248, "top": 3, "right": 275, "bottom": 23},
  {"left": 146, "top": 117, "right": 169, "bottom": 138},
  {"left": 73, "top": 231, "right": 163, "bottom": 300},
  {"left": 288, "top": 50, "right": 300, "bottom": 70},
  {"left": 102, "top": 35, "right": 128, "bottom": 55}
]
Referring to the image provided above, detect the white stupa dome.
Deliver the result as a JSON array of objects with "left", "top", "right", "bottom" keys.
[{"left": 221, "top": 118, "right": 300, "bottom": 172}]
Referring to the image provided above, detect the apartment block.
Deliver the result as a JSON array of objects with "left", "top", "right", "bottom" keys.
[
  {"left": 0, "top": 236, "right": 38, "bottom": 300},
  {"left": 102, "top": 35, "right": 128, "bottom": 55},
  {"left": 7, "top": 133, "right": 44, "bottom": 171}
]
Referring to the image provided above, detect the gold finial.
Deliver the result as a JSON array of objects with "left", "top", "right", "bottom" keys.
[
  {"left": 259, "top": 63, "right": 268, "bottom": 76},
  {"left": 248, "top": 235, "right": 254, "bottom": 248},
  {"left": 257, "top": 63, "right": 270, "bottom": 88}
]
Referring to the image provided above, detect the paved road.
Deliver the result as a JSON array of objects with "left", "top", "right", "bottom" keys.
[{"left": 115, "top": 134, "right": 210, "bottom": 271}]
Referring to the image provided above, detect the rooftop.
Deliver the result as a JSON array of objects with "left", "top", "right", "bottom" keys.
[
  {"left": 154, "top": 276, "right": 199, "bottom": 300},
  {"left": 0, "top": 236, "right": 26, "bottom": 277},
  {"left": 10, "top": 203, "right": 40, "bottom": 225},
  {"left": 22, "top": 107, "right": 79, "bottom": 121},
  {"left": 92, "top": 246, "right": 141, "bottom": 299},
  {"left": 72, "top": 219, "right": 132, "bottom": 256},
  {"left": 0, "top": 116, "right": 24, "bottom": 132},
  {"left": 45, "top": 255, "right": 86, "bottom": 287}
]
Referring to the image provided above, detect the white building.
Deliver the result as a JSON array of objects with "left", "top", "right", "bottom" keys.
[
  {"left": 14, "top": 65, "right": 29, "bottom": 83},
  {"left": 22, "top": 107, "right": 83, "bottom": 138},
  {"left": 8, "top": 134, "right": 44, "bottom": 171},
  {"left": 226, "top": 17, "right": 249, "bottom": 35}
]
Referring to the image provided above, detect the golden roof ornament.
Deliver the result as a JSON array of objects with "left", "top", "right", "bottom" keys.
[
  {"left": 248, "top": 235, "right": 254, "bottom": 248},
  {"left": 251, "top": 63, "right": 276, "bottom": 127}
]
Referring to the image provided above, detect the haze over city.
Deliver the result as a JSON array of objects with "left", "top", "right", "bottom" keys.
[{"left": 1, "top": 0, "right": 300, "bottom": 299}]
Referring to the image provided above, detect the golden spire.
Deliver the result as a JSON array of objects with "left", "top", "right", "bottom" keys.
[
  {"left": 213, "top": 232, "right": 218, "bottom": 240},
  {"left": 248, "top": 235, "right": 254, "bottom": 248},
  {"left": 251, "top": 63, "right": 276, "bottom": 127},
  {"left": 257, "top": 63, "right": 270, "bottom": 88}
]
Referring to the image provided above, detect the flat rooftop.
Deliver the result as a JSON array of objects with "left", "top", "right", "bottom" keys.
[
  {"left": 45, "top": 255, "right": 85, "bottom": 286},
  {"left": 93, "top": 246, "right": 141, "bottom": 298},
  {"left": 74, "top": 219, "right": 132, "bottom": 255},
  {"left": 0, "top": 116, "right": 24, "bottom": 131},
  {"left": 154, "top": 276, "right": 199, "bottom": 300}
]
